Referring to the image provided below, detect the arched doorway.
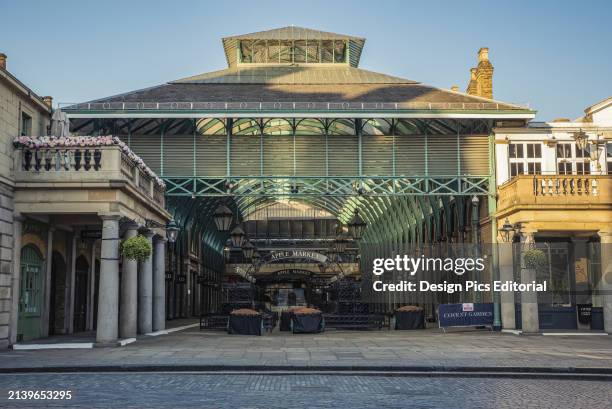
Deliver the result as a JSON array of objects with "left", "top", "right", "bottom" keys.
[
  {"left": 73, "top": 255, "right": 89, "bottom": 332},
  {"left": 49, "top": 251, "right": 67, "bottom": 335},
  {"left": 18, "top": 245, "right": 44, "bottom": 342}
]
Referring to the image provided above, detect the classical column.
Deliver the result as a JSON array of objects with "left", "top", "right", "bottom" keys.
[
  {"left": 499, "top": 240, "right": 516, "bottom": 330},
  {"left": 42, "top": 227, "right": 54, "bottom": 337},
  {"left": 137, "top": 230, "right": 154, "bottom": 334},
  {"left": 119, "top": 224, "right": 138, "bottom": 338},
  {"left": 66, "top": 232, "right": 77, "bottom": 334},
  {"left": 598, "top": 231, "right": 612, "bottom": 333},
  {"left": 520, "top": 229, "right": 539, "bottom": 333},
  {"left": 152, "top": 237, "right": 167, "bottom": 331},
  {"left": 9, "top": 215, "right": 24, "bottom": 345},
  {"left": 96, "top": 215, "right": 121, "bottom": 345}
]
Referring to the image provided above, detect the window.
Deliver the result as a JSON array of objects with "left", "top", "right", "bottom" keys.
[
  {"left": 21, "top": 112, "right": 32, "bottom": 136},
  {"left": 556, "top": 142, "right": 590, "bottom": 175},
  {"left": 607, "top": 143, "right": 612, "bottom": 175},
  {"left": 508, "top": 142, "right": 542, "bottom": 177}
]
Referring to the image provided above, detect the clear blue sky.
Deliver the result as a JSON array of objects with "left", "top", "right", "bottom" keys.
[{"left": 1, "top": 0, "right": 610, "bottom": 120}]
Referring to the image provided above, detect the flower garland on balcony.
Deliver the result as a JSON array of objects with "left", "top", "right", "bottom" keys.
[{"left": 13, "top": 135, "right": 165, "bottom": 188}]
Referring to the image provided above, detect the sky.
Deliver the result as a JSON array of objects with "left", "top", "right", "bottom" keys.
[{"left": 1, "top": 0, "right": 611, "bottom": 120}]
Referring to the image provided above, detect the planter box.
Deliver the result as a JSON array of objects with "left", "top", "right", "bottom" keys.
[
  {"left": 292, "top": 313, "right": 324, "bottom": 333},
  {"left": 228, "top": 314, "right": 263, "bottom": 335},
  {"left": 394, "top": 310, "right": 425, "bottom": 330}
]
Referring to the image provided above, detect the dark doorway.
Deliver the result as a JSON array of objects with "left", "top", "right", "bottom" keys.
[
  {"left": 93, "top": 259, "right": 100, "bottom": 330},
  {"left": 73, "top": 255, "right": 89, "bottom": 332},
  {"left": 49, "top": 251, "right": 66, "bottom": 335}
]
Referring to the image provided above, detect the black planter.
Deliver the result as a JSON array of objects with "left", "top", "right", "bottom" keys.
[
  {"left": 394, "top": 310, "right": 425, "bottom": 330},
  {"left": 228, "top": 314, "right": 262, "bottom": 335},
  {"left": 292, "top": 313, "right": 324, "bottom": 334}
]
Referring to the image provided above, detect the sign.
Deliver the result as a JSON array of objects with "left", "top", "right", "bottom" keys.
[
  {"left": 176, "top": 274, "right": 187, "bottom": 284},
  {"left": 81, "top": 229, "right": 102, "bottom": 239},
  {"left": 268, "top": 250, "right": 327, "bottom": 264},
  {"left": 165, "top": 273, "right": 173, "bottom": 281},
  {"left": 577, "top": 304, "right": 592, "bottom": 324},
  {"left": 439, "top": 303, "right": 494, "bottom": 328}
]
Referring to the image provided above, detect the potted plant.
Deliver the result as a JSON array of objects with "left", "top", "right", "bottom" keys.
[
  {"left": 291, "top": 307, "right": 324, "bottom": 333},
  {"left": 523, "top": 248, "right": 547, "bottom": 270},
  {"left": 394, "top": 305, "right": 425, "bottom": 330},
  {"left": 120, "top": 234, "right": 152, "bottom": 262},
  {"left": 228, "top": 308, "right": 262, "bottom": 335}
]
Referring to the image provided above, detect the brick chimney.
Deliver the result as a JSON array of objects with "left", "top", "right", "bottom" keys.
[
  {"left": 476, "top": 47, "right": 493, "bottom": 99},
  {"left": 466, "top": 68, "right": 478, "bottom": 95},
  {"left": 42, "top": 96, "right": 53, "bottom": 108},
  {"left": 0, "top": 53, "right": 6, "bottom": 70}
]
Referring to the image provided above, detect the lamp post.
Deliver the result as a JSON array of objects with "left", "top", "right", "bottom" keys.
[
  {"left": 242, "top": 240, "right": 255, "bottom": 261},
  {"left": 500, "top": 218, "right": 514, "bottom": 244},
  {"left": 213, "top": 204, "right": 234, "bottom": 232},
  {"left": 166, "top": 219, "right": 179, "bottom": 243},
  {"left": 348, "top": 209, "right": 367, "bottom": 240},
  {"left": 230, "top": 226, "right": 246, "bottom": 248}
]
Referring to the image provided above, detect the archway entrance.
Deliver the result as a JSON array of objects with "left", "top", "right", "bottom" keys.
[
  {"left": 18, "top": 245, "right": 44, "bottom": 342},
  {"left": 73, "top": 255, "right": 89, "bottom": 332}
]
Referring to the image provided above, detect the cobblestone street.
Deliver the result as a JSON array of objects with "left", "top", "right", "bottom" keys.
[
  {"left": 1, "top": 372, "right": 611, "bottom": 408},
  {"left": 2, "top": 327, "right": 611, "bottom": 371}
]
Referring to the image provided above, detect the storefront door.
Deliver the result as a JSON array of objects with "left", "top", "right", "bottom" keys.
[{"left": 18, "top": 245, "right": 44, "bottom": 341}]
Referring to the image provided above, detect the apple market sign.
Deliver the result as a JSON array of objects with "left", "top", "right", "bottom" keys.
[{"left": 268, "top": 250, "right": 328, "bottom": 264}]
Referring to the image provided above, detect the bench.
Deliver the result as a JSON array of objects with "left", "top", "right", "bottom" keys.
[
  {"left": 199, "top": 314, "right": 229, "bottom": 330},
  {"left": 323, "top": 314, "right": 389, "bottom": 330}
]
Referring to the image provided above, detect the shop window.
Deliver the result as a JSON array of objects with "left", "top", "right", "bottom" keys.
[{"left": 508, "top": 142, "right": 542, "bottom": 177}]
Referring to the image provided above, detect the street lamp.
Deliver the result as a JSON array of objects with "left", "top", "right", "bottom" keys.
[
  {"left": 223, "top": 240, "right": 231, "bottom": 262},
  {"left": 251, "top": 251, "right": 261, "bottom": 264},
  {"left": 348, "top": 209, "right": 367, "bottom": 240},
  {"left": 230, "top": 226, "right": 246, "bottom": 248},
  {"left": 499, "top": 218, "right": 514, "bottom": 243},
  {"left": 213, "top": 204, "right": 233, "bottom": 232},
  {"left": 242, "top": 240, "right": 255, "bottom": 261},
  {"left": 166, "top": 219, "right": 180, "bottom": 243}
]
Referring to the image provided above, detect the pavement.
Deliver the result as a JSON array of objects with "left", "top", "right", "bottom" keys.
[
  {"left": 2, "top": 323, "right": 612, "bottom": 374},
  {"left": 1, "top": 373, "right": 611, "bottom": 408}
]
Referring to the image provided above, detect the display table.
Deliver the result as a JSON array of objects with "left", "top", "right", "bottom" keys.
[
  {"left": 228, "top": 314, "right": 263, "bottom": 335},
  {"left": 394, "top": 310, "right": 425, "bottom": 330},
  {"left": 292, "top": 313, "right": 324, "bottom": 333}
]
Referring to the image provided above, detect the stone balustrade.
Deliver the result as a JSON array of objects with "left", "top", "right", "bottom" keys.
[{"left": 14, "top": 145, "right": 165, "bottom": 208}]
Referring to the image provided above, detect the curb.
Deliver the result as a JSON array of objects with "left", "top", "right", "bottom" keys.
[{"left": 1, "top": 365, "right": 611, "bottom": 380}]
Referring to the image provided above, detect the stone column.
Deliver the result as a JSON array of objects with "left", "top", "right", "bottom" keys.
[
  {"left": 119, "top": 224, "right": 138, "bottom": 338},
  {"left": 152, "top": 237, "right": 167, "bottom": 332},
  {"left": 598, "top": 231, "right": 612, "bottom": 333},
  {"left": 9, "top": 215, "right": 24, "bottom": 345},
  {"left": 66, "top": 232, "right": 77, "bottom": 334},
  {"left": 42, "top": 227, "right": 54, "bottom": 337},
  {"left": 499, "top": 240, "right": 516, "bottom": 330},
  {"left": 520, "top": 230, "right": 539, "bottom": 333},
  {"left": 96, "top": 215, "right": 121, "bottom": 345},
  {"left": 137, "top": 230, "right": 154, "bottom": 334}
]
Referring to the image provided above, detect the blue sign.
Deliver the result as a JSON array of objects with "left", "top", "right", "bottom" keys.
[{"left": 438, "top": 303, "right": 494, "bottom": 328}]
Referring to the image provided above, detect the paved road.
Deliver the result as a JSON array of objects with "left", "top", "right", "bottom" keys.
[
  {"left": 0, "top": 373, "right": 610, "bottom": 408},
  {"left": 3, "top": 328, "right": 612, "bottom": 370}
]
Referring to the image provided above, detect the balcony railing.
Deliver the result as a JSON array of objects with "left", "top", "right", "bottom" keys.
[
  {"left": 532, "top": 175, "right": 599, "bottom": 196},
  {"left": 14, "top": 145, "right": 165, "bottom": 208}
]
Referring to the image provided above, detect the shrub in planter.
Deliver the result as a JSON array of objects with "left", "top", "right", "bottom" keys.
[
  {"left": 396, "top": 305, "right": 423, "bottom": 312},
  {"left": 120, "top": 234, "right": 152, "bottom": 262},
  {"left": 230, "top": 308, "right": 261, "bottom": 316},
  {"left": 523, "top": 248, "right": 547, "bottom": 270}
]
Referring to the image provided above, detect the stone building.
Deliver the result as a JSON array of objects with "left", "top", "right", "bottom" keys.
[
  {"left": 494, "top": 97, "right": 612, "bottom": 333},
  {"left": 0, "top": 53, "right": 52, "bottom": 348}
]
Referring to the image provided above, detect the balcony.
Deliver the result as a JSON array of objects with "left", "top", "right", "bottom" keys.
[
  {"left": 13, "top": 139, "right": 167, "bottom": 219},
  {"left": 497, "top": 174, "right": 612, "bottom": 216}
]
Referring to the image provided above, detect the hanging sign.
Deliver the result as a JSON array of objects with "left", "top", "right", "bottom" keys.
[
  {"left": 176, "top": 274, "right": 187, "bottom": 284},
  {"left": 81, "top": 229, "right": 102, "bottom": 239},
  {"left": 268, "top": 250, "right": 327, "bottom": 264}
]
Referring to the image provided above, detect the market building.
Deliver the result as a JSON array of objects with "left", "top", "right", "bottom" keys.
[{"left": 61, "top": 26, "right": 538, "bottom": 331}]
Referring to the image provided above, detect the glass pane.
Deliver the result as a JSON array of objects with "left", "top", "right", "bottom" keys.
[
  {"left": 321, "top": 40, "right": 334, "bottom": 63},
  {"left": 306, "top": 41, "right": 320, "bottom": 63},
  {"left": 279, "top": 41, "right": 292, "bottom": 63},
  {"left": 240, "top": 40, "right": 252, "bottom": 63},
  {"left": 607, "top": 142, "right": 612, "bottom": 159},
  {"left": 252, "top": 40, "right": 267, "bottom": 63},
  {"left": 535, "top": 144, "right": 541, "bottom": 158},
  {"left": 294, "top": 40, "right": 306, "bottom": 63},
  {"left": 334, "top": 40, "right": 346, "bottom": 63}
]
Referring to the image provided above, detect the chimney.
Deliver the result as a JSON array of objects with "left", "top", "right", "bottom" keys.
[
  {"left": 42, "top": 96, "right": 53, "bottom": 108},
  {"left": 476, "top": 47, "right": 493, "bottom": 99},
  {"left": 466, "top": 68, "right": 478, "bottom": 95},
  {"left": 451, "top": 85, "right": 459, "bottom": 92},
  {"left": 0, "top": 53, "right": 6, "bottom": 70}
]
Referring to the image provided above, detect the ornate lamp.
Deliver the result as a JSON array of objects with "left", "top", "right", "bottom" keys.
[
  {"left": 213, "top": 204, "right": 234, "bottom": 232},
  {"left": 499, "top": 218, "right": 514, "bottom": 243},
  {"left": 230, "top": 226, "right": 246, "bottom": 248},
  {"left": 166, "top": 219, "right": 179, "bottom": 243},
  {"left": 348, "top": 209, "right": 367, "bottom": 240},
  {"left": 242, "top": 241, "right": 255, "bottom": 261}
]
